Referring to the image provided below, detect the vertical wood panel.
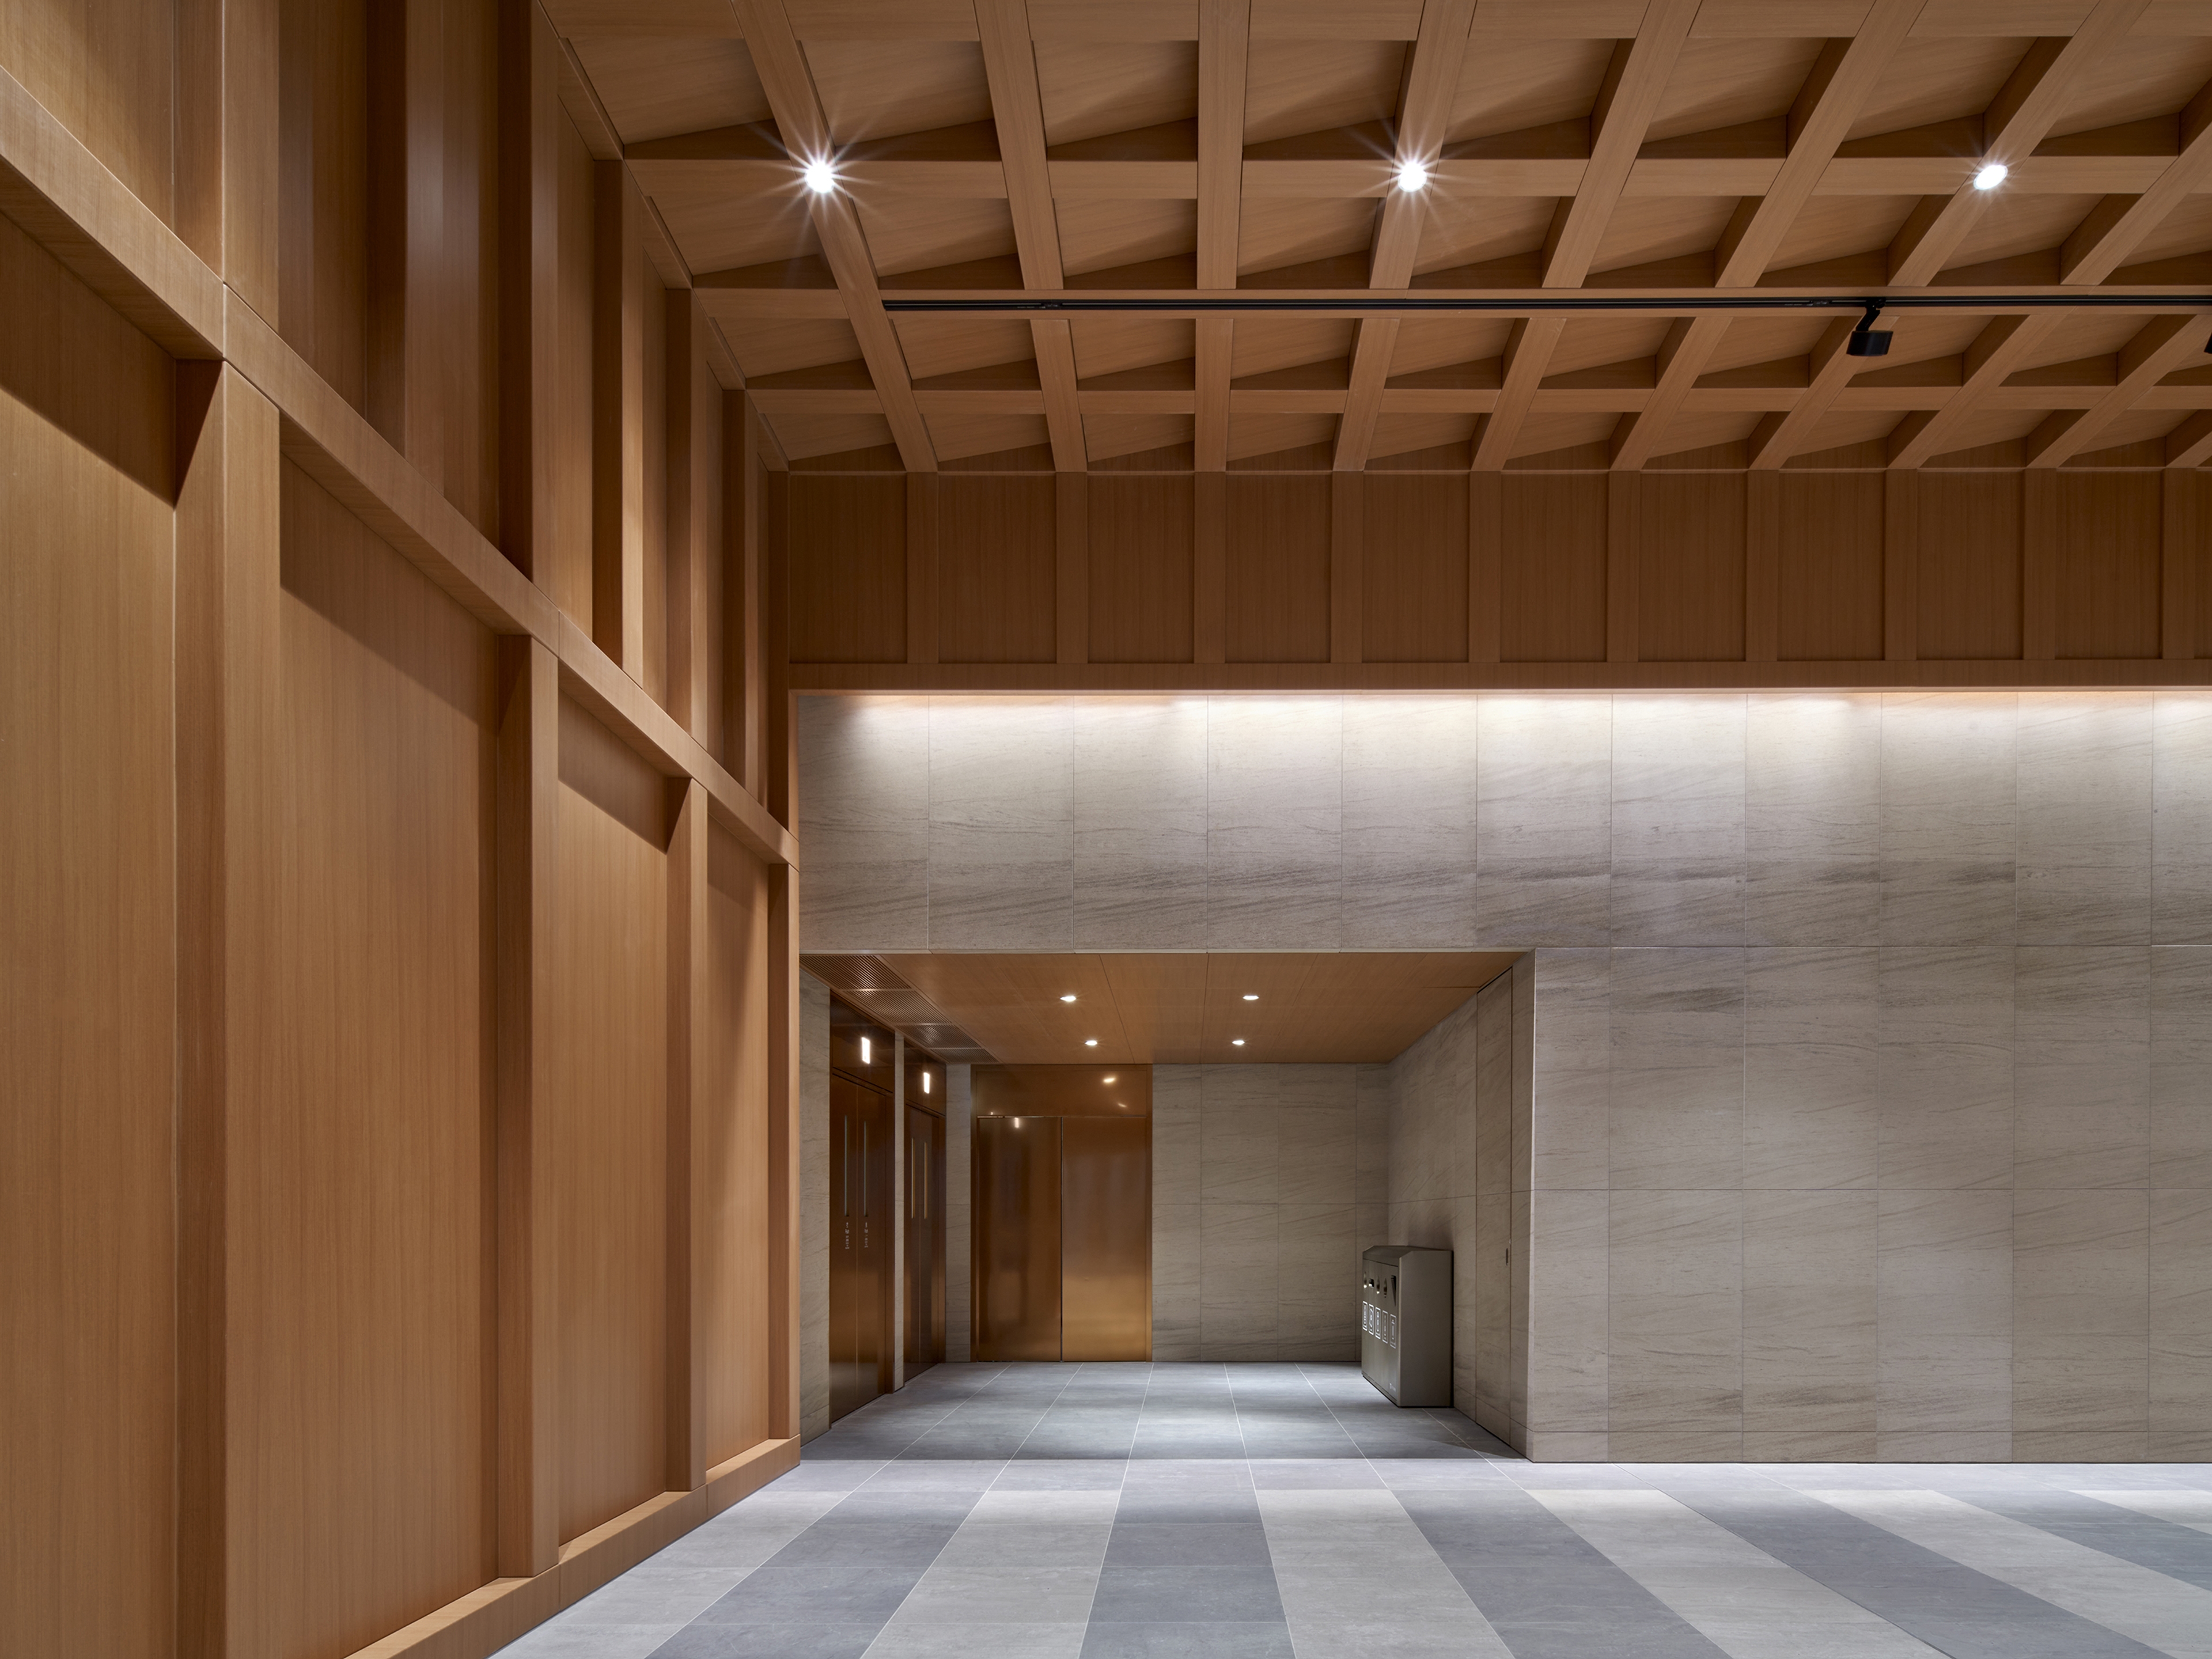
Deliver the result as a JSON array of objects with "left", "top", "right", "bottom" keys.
[
  {"left": 1779, "top": 474, "right": 1884, "bottom": 661},
  {"left": 1884, "top": 469, "right": 1918, "bottom": 663},
  {"left": 494, "top": 634, "right": 558, "bottom": 1578},
  {"left": 0, "top": 0, "right": 177, "bottom": 225},
  {"left": 2022, "top": 469, "right": 2056, "bottom": 661},
  {"left": 2168, "top": 470, "right": 2202, "bottom": 662},
  {"left": 1224, "top": 474, "right": 1330, "bottom": 662},
  {"left": 237, "top": 461, "right": 497, "bottom": 1659},
  {"left": 1057, "top": 472, "right": 1089, "bottom": 665},
  {"left": 1469, "top": 473, "right": 1501, "bottom": 665},
  {"left": 642, "top": 275, "right": 669, "bottom": 704},
  {"left": 278, "top": 0, "right": 368, "bottom": 407},
  {"left": 939, "top": 475, "right": 1055, "bottom": 664},
  {"left": 593, "top": 161, "right": 646, "bottom": 673},
  {"left": 2055, "top": 472, "right": 2161, "bottom": 660},
  {"left": 706, "top": 826, "right": 774, "bottom": 1463},
  {"left": 222, "top": 0, "right": 283, "bottom": 311},
  {"left": 3, "top": 240, "right": 182, "bottom": 1659},
  {"left": 497, "top": 0, "right": 558, "bottom": 582},
  {"left": 556, "top": 698, "right": 668, "bottom": 1543},
  {"left": 905, "top": 474, "right": 938, "bottom": 666},
  {"left": 1638, "top": 474, "right": 1745, "bottom": 662},
  {"left": 666, "top": 780, "right": 709, "bottom": 1491},
  {"left": 1919, "top": 473, "right": 2021, "bottom": 660},
  {"left": 1606, "top": 472, "right": 1638, "bottom": 664},
  {"left": 554, "top": 112, "right": 596, "bottom": 631},
  {"left": 1362, "top": 474, "right": 1468, "bottom": 663},
  {"left": 1193, "top": 472, "right": 1226, "bottom": 664},
  {"left": 787, "top": 476, "right": 906, "bottom": 663},
  {"left": 1745, "top": 471, "right": 1778, "bottom": 663},
  {"left": 1089, "top": 475, "right": 1194, "bottom": 664},
  {"left": 1501, "top": 475, "right": 1607, "bottom": 663},
  {"left": 1331, "top": 471, "right": 1363, "bottom": 665},
  {"left": 725, "top": 396, "right": 764, "bottom": 781}
]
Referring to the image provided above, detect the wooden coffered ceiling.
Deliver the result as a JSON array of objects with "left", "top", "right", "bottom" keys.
[{"left": 548, "top": 0, "right": 2212, "bottom": 474}]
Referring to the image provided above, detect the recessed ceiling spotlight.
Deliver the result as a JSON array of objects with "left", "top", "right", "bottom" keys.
[
  {"left": 1972, "top": 162, "right": 2007, "bottom": 191},
  {"left": 1085, "top": 1038, "right": 1099, "bottom": 1047},
  {"left": 802, "top": 157, "right": 838, "bottom": 194},
  {"left": 1059, "top": 993, "right": 1077, "bottom": 1003},
  {"left": 1232, "top": 1037, "right": 1246, "bottom": 1047},
  {"left": 1104, "top": 1075, "right": 1117, "bottom": 1084},
  {"left": 1243, "top": 993, "right": 1259, "bottom": 1002},
  {"left": 1395, "top": 158, "right": 1430, "bottom": 192},
  {"left": 859, "top": 1036, "right": 871, "bottom": 1065}
]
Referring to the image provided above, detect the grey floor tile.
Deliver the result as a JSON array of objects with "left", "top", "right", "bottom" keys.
[
  {"left": 1105, "top": 1521, "right": 1273, "bottom": 1566},
  {"left": 768, "top": 1520, "right": 964, "bottom": 1570},
  {"left": 1078, "top": 1620, "right": 1296, "bottom": 1657},
  {"left": 694, "top": 1566, "right": 919, "bottom": 1626},
  {"left": 1956, "top": 1490, "right": 2212, "bottom": 1592},
  {"left": 654, "top": 1625, "right": 881, "bottom": 1658},
  {"left": 1088, "top": 1564, "right": 1286, "bottom": 1623}
]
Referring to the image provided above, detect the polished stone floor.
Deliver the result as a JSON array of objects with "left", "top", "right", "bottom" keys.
[{"left": 497, "top": 1362, "right": 2212, "bottom": 1659}]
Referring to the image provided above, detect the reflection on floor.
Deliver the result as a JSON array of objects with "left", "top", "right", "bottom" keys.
[{"left": 496, "top": 1362, "right": 2212, "bottom": 1659}]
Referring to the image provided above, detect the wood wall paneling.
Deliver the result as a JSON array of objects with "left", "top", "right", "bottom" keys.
[
  {"left": 1499, "top": 475, "right": 1607, "bottom": 664},
  {"left": 554, "top": 112, "right": 597, "bottom": 630},
  {"left": 788, "top": 475, "right": 906, "bottom": 662},
  {"left": 1778, "top": 474, "right": 1885, "bottom": 662},
  {"left": 1362, "top": 474, "right": 1469, "bottom": 664},
  {"left": 2055, "top": 472, "right": 2162, "bottom": 661},
  {"left": 706, "top": 823, "right": 775, "bottom": 1465},
  {"left": 938, "top": 474, "right": 1056, "bottom": 664},
  {"left": 1918, "top": 474, "right": 2023, "bottom": 661},
  {"left": 278, "top": 0, "right": 368, "bottom": 408},
  {"left": 1224, "top": 474, "right": 1331, "bottom": 663},
  {"left": 1088, "top": 474, "right": 1194, "bottom": 664},
  {"left": 1638, "top": 473, "right": 1746, "bottom": 664},
  {"left": 0, "top": 0, "right": 175, "bottom": 224},
  {"left": 592, "top": 160, "right": 647, "bottom": 673},
  {"left": 556, "top": 695, "right": 670, "bottom": 1545},
  {"left": 240, "top": 461, "right": 497, "bottom": 1659},
  {"left": 2, "top": 214, "right": 180, "bottom": 1659},
  {"left": 497, "top": 0, "right": 559, "bottom": 585}
]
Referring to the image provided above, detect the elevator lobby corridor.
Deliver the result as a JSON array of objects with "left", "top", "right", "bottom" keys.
[{"left": 495, "top": 1362, "right": 2212, "bottom": 1659}]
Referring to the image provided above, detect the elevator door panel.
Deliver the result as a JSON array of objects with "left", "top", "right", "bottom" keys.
[
  {"left": 973, "top": 1115, "right": 1061, "bottom": 1361},
  {"left": 1060, "top": 1116, "right": 1152, "bottom": 1361},
  {"left": 830, "top": 1074, "right": 892, "bottom": 1422},
  {"left": 904, "top": 1105, "right": 945, "bottom": 1370}
]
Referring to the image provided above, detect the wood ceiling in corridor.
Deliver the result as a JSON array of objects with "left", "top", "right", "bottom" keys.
[{"left": 548, "top": 0, "right": 2212, "bottom": 475}]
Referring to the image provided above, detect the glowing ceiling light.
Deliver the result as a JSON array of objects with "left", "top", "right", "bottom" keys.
[
  {"left": 1972, "top": 162, "right": 2007, "bottom": 190},
  {"left": 1395, "top": 158, "right": 1430, "bottom": 191},
  {"left": 859, "top": 1036, "right": 871, "bottom": 1065},
  {"left": 1059, "top": 993, "right": 1077, "bottom": 1003},
  {"left": 1103, "top": 1075, "right": 1118, "bottom": 1084},
  {"left": 802, "top": 157, "right": 838, "bottom": 194},
  {"left": 1085, "top": 1038, "right": 1099, "bottom": 1047},
  {"left": 1232, "top": 1038, "right": 1246, "bottom": 1047},
  {"left": 1243, "top": 993, "right": 1259, "bottom": 1001},
  {"left": 922, "top": 1071, "right": 931, "bottom": 1094}
]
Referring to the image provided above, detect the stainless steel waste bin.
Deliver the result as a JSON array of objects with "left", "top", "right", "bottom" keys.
[{"left": 1360, "top": 1245, "right": 1451, "bottom": 1407}]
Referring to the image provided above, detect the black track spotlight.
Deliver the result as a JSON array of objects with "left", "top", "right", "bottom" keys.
[{"left": 1846, "top": 302, "right": 1892, "bottom": 358}]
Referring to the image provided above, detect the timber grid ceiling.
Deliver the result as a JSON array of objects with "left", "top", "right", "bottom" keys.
[{"left": 554, "top": 0, "right": 2212, "bottom": 476}]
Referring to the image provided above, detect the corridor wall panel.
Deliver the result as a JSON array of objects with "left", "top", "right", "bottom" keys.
[
  {"left": 706, "top": 824, "right": 774, "bottom": 1465},
  {"left": 555, "top": 700, "right": 669, "bottom": 1543},
  {"left": 0, "top": 213, "right": 177, "bottom": 1659},
  {"left": 233, "top": 465, "right": 498, "bottom": 1659}
]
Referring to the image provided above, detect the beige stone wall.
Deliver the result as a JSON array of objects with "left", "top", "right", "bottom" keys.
[
  {"left": 1152, "top": 1063, "right": 1391, "bottom": 1362},
  {"left": 801, "top": 690, "right": 2212, "bottom": 1459}
]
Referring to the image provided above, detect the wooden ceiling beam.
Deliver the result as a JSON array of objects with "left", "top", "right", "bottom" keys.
[
  {"left": 1197, "top": 0, "right": 1251, "bottom": 290},
  {"left": 2027, "top": 313, "right": 2206, "bottom": 467},
  {"left": 1885, "top": 313, "right": 2059, "bottom": 467},
  {"left": 1714, "top": 0, "right": 1924, "bottom": 288},
  {"left": 1195, "top": 316, "right": 1232, "bottom": 469},
  {"left": 1888, "top": 1, "right": 2152, "bottom": 286},
  {"left": 1609, "top": 315, "right": 1730, "bottom": 469},
  {"left": 732, "top": 0, "right": 936, "bottom": 471},
  {"left": 1540, "top": 0, "right": 1699, "bottom": 289},
  {"left": 974, "top": 0, "right": 1084, "bottom": 471},
  {"left": 2163, "top": 409, "right": 2212, "bottom": 467},
  {"left": 2060, "top": 78, "right": 2212, "bottom": 284},
  {"left": 1340, "top": 0, "right": 1475, "bottom": 470},
  {"left": 1746, "top": 316, "right": 1859, "bottom": 469},
  {"left": 1472, "top": 315, "right": 1566, "bottom": 468}
]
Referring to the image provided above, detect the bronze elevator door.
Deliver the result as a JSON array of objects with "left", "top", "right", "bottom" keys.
[
  {"left": 1060, "top": 1115, "right": 1152, "bottom": 1361},
  {"left": 830, "top": 1073, "right": 892, "bottom": 1421},
  {"left": 904, "top": 1104, "right": 945, "bottom": 1371},
  {"left": 974, "top": 1116, "right": 1062, "bottom": 1361},
  {"left": 972, "top": 1102, "right": 1151, "bottom": 1363}
]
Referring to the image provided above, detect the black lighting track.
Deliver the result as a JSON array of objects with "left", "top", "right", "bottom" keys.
[{"left": 881, "top": 293, "right": 2212, "bottom": 315}]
